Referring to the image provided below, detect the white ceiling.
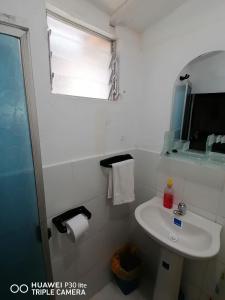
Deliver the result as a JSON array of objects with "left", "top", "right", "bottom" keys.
[
  {"left": 86, "top": 0, "right": 188, "bottom": 32},
  {"left": 87, "top": 0, "right": 126, "bottom": 15}
]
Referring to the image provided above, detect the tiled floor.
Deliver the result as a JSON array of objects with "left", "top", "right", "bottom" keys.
[{"left": 90, "top": 281, "right": 149, "bottom": 300}]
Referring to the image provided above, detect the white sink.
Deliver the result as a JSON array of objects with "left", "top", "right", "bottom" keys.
[{"left": 135, "top": 197, "right": 221, "bottom": 259}]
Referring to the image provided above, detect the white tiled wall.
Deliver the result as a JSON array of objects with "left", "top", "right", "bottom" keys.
[
  {"left": 43, "top": 148, "right": 225, "bottom": 299},
  {"left": 43, "top": 150, "right": 136, "bottom": 299},
  {"left": 132, "top": 149, "right": 225, "bottom": 300}
]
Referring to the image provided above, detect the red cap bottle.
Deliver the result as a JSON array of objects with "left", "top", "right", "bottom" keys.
[{"left": 163, "top": 178, "right": 174, "bottom": 209}]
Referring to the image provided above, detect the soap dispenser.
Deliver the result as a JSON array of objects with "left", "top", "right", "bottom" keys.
[{"left": 163, "top": 178, "right": 174, "bottom": 209}]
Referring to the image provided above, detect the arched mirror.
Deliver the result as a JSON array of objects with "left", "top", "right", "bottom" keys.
[{"left": 163, "top": 51, "right": 225, "bottom": 165}]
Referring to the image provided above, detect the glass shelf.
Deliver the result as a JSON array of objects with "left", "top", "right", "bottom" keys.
[{"left": 162, "top": 131, "right": 225, "bottom": 169}]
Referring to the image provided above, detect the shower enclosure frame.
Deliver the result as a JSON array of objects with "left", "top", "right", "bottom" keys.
[{"left": 0, "top": 15, "right": 53, "bottom": 286}]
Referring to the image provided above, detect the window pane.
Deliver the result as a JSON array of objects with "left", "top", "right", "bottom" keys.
[{"left": 47, "top": 15, "right": 111, "bottom": 99}]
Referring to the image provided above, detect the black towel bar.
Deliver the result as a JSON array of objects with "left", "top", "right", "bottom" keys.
[
  {"left": 52, "top": 206, "right": 91, "bottom": 233},
  {"left": 100, "top": 154, "right": 133, "bottom": 168}
]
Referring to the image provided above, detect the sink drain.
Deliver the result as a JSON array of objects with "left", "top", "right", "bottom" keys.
[{"left": 169, "top": 232, "right": 178, "bottom": 242}]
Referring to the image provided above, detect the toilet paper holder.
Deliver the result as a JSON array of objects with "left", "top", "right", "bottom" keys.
[{"left": 52, "top": 206, "right": 92, "bottom": 233}]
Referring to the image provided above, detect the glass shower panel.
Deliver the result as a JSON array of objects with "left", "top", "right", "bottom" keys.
[{"left": 0, "top": 34, "right": 47, "bottom": 298}]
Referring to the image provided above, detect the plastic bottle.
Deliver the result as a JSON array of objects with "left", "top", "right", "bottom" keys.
[{"left": 163, "top": 178, "right": 174, "bottom": 209}]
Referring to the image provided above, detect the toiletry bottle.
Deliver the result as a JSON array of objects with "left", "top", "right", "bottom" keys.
[{"left": 163, "top": 178, "right": 174, "bottom": 209}]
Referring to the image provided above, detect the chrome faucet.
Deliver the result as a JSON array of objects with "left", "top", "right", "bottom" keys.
[{"left": 173, "top": 201, "right": 187, "bottom": 216}]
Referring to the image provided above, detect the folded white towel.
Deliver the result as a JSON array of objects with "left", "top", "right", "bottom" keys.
[{"left": 107, "top": 159, "right": 135, "bottom": 205}]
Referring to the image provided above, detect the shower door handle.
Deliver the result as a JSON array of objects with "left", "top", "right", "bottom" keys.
[
  {"left": 36, "top": 226, "right": 52, "bottom": 241},
  {"left": 47, "top": 227, "right": 52, "bottom": 239}
]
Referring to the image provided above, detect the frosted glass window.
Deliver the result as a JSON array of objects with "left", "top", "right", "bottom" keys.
[{"left": 47, "top": 15, "right": 112, "bottom": 99}]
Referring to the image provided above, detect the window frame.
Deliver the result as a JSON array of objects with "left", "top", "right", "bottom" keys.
[{"left": 46, "top": 10, "right": 118, "bottom": 101}]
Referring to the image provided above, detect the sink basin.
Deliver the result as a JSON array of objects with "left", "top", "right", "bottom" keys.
[{"left": 135, "top": 197, "right": 222, "bottom": 259}]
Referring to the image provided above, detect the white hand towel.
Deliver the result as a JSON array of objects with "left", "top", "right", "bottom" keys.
[{"left": 107, "top": 159, "right": 135, "bottom": 205}]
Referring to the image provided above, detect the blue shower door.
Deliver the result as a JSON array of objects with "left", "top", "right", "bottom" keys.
[{"left": 0, "top": 31, "right": 49, "bottom": 298}]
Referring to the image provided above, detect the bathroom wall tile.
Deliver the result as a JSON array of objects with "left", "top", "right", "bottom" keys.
[
  {"left": 49, "top": 205, "right": 112, "bottom": 264},
  {"left": 47, "top": 148, "right": 225, "bottom": 299},
  {"left": 187, "top": 204, "right": 216, "bottom": 221},
  {"left": 90, "top": 218, "right": 130, "bottom": 272},
  {"left": 156, "top": 157, "right": 225, "bottom": 211},
  {"left": 49, "top": 211, "right": 130, "bottom": 265},
  {"left": 83, "top": 194, "right": 110, "bottom": 241},
  {"left": 71, "top": 157, "right": 107, "bottom": 204},
  {"left": 53, "top": 220, "right": 126, "bottom": 280},
  {"left": 135, "top": 150, "right": 160, "bottom": 190},
  {"left": 158, "top": 156, "right": 225, "bottom": 191},
  {"left": 107, "top": 217, "right": 131, "bottom": 249},
  {"left": 51, "top": 216, "right": 130, "bottom": 286},
  {"left": 78, "top": 193, "right": 131, "bottom": 242},
  {"left": 49, "top": 221, "right": 81, "bottom": 261},
  {"left": 65, "top": 230, "right": 112, "bottom": 278},
  {"left": 43, "top": 162, "right": 76, "bottom": 218},
  {"left": 109, "top": 201, "right": 133, "bottom": 220},
  {"left": 46, "top": 149, "right": 138, "bottom": 298},
  {"left": 134, "top": 183, "right": 156, "bottom": 207},
  {"left": 129, "top": 183, "right": 156, "bottom": 233},
  {"left": 156, "top": 190, "right": 163, "bottom": 198},
  {"left": 182, "top": 162, "right": 225, "bottom": 191},
  {"left": 157, "top": 156, "right": 187, "bottom": 179},
  {"left": 183, "top": 181, "right": 221, "bottom": 215},
  {"left": 50, "top": 255, "right": 66, "bottom": 282},
  {"left": 45, "top": 151, "right": 135, "bottom": 220}
]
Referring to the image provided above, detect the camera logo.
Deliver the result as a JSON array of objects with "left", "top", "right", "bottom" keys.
[{"left": 10, "top": 284, "right": 29, "bottom": 294}]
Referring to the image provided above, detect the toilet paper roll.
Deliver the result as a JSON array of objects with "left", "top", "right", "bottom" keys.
[{"left": 65, "top": 214, "right": 89, "bottom": 242}]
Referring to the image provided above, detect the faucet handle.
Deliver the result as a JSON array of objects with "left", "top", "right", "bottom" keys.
[{"left": 178, "top": 202, "right": 187, "bottom": 215}]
